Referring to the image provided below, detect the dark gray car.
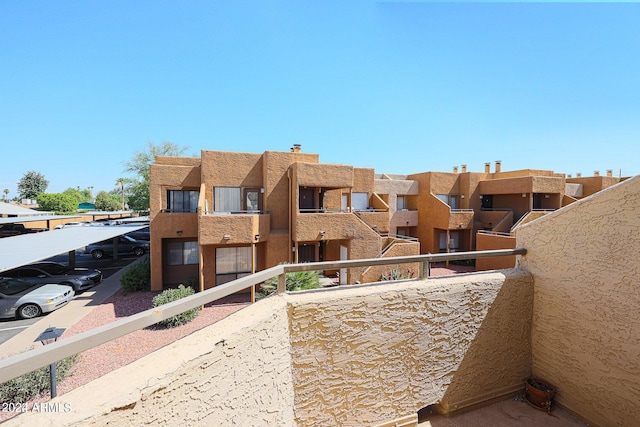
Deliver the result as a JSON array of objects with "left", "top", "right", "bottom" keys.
[
  {"left": 84, "top": 235, "right": 150, "bottom": 259},
  {"left": 1, "top": 262, "right": 102, "bottom": 293}
]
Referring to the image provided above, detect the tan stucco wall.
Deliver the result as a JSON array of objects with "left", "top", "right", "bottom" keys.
[
  {"left": 264, "top": 150, "right": 319, "bottom": 231},
  {"left": 288, "top": 270, "right": 533, "bottom": 425},
  {"left": 11, "top": 270, "right": 532, "bottom": 426},
  {"left": 475, "top": 233, "right": 516, "bottom": 271},
  {"left": 360, "top": 240, "right": 420, "bottom": 283},
  {"left": 6, "top": 298, "right": 296, "bottom": 427},
  {"left": 517, "top": 175, "right": 640, "bottom": 427},
  {"left": 566, "top": 176, "right": 623, "bottom": 198},
  {"left": 354, "top": 167, "right": 375, "bottom": 193},
  {"left": 201, "top": 151, "right": 263, "bottom": 188},
  {"left": 149, "top": 159, "right": 202, "bottom": 290},
  {"left": 295, "top": 162, "right": 353, "bottom": 188}
]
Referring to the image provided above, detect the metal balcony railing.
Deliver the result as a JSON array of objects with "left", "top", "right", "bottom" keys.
[
  {"left": 0, "top": 248, "right": 526, "bottom": 386},
  {"left": 208, "top": 210, "right": 269, "bottom": 215}
]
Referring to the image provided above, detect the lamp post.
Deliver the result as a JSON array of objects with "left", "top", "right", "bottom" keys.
[
  {"left": 34, "top": 327, "right": 66, "bottom": 398},
  {"left": 118, "top": 180, "right": 125, "bottom": 210}
]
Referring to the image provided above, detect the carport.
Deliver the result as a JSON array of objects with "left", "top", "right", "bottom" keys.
[{"left": 0, "top": 225, "right": 149, "bottom": 274}]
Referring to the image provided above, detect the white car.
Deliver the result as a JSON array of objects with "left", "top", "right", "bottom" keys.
[{"left": 0, "top": 278, "right": 75, "bottom": 319}]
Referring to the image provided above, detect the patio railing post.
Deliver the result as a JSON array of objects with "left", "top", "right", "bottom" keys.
[
  {"left": 277, "top": 273, "right": 286, "bottom": 294},
  {"left": 419, "top": 261, "right": 430, "bottom": 279}
]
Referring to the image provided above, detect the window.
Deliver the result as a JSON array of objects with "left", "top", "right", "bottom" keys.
[
  {"left": 214, "top": 187, "right": 241, "bottom": 212},
  {"left": 243, "top": 188, "right": 262, "bottom": 212},
  {"left": 216, "top": 246, "right": 253, "bottom": 285},
  {"left": 352, "top": 192, "right": 369, "bottom": 211},
  {"left": 397, "top": 195, "right": 407, "bottom": 210},
  {"left": 168, "top": 190, "right": 199, "bottom": 213},
  {"left": 167, "top": 241, "right": 199, "bottom": 265},
  {"left": 436, "top": 194, "right": 449, "bottom": 205}
]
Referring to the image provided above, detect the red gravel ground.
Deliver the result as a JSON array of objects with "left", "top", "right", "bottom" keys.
[
  {"left": 1, "top": 265, "right": 474, "bottom": 422},
  {"left": 0, "top": 289, "right": 250, "bottom": 423}
]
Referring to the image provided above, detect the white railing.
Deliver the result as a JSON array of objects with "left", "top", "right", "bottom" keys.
[{"left": 0, "top": 249, "right": 526, "bottom": 385}]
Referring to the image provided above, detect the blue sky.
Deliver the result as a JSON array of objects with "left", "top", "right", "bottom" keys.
[{"left": 1, "top": 1, "right": 639, "bottom": 197}]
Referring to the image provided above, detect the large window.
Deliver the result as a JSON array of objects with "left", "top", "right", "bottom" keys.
[
  {"left": 168, "top": 190, "right": 199, "bottom": 213},
  {"left": 352, "top": 192, "right": 369, "bottom": 211},
  {"left": 216, "top": 246, "right": 253, "bottom": 285},
  {"left": 214, "top": 187, "right": 241, "bottom": 212},
  {"left": 167, "top": 241, "right": 199, "bottom": 265}
]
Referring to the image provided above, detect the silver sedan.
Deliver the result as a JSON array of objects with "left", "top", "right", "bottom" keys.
[{"left": 0, "top": 278, "right": 75, "bottom": 319}]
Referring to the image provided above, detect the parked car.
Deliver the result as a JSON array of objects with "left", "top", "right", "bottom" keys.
[
  {"left": 0, "top": 262, "right": 102, "bottom": 293},
  {"left": 125, "top": 227, "right": 150, "bottom": 241},
  {"left": 84, "top": 235, "right": 150, "bottom": 259},
  {"left": 0, "top": 278, "right": 74, "bottom": 319},
  {"left": 54, "top": 221, "right": 94, "bottom": 229},
  {"left": 0, "top": 223, "right": 48, "bottom": 238}
]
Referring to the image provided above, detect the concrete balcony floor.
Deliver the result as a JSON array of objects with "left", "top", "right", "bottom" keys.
[{"left": 419, "top": 396, "right": 587, "bottom": 427}]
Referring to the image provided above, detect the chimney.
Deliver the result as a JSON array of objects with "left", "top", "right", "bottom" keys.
[
  {"left": 594, "top": 170, "right": 600, "bottom": 177},
  {"left": 453, "top": 166, "right": 459, "bottom": 174},
  {"left": 461, "top": 164, "right": 467, "bottom": 173},
  {"left": 495, "top": 160, "right": 502, "bottom": 173},
  {"left": 606, "top": 169, "right": 613, "bottom": 177},
  {"left": 576, "top": 173, "right": 582, "bottom": 178},
  {"left": 484, "top": 162, "right": 491, "bottom": 174},
  {"left": 291, "top": 144, "right": 301, "bottom": 153},
  {"left": 567, "top": 174, "right": 572, "bottom": 178}
]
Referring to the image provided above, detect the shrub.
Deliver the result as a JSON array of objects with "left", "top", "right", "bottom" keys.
[
  {"left": 152, "top": 285, "right": 200, "bottom": 328},
  {"left": 380, "top": 266, "right": 415, "bottom": 281},
  {"left": 257, "top": 270, "right": 322, "bottom": 299},
  {"left": 120, "top": 257, "right": 150, "bottom": 294},
  {"left": 0, "top": 353, "right": 78, "bottom": 404}
]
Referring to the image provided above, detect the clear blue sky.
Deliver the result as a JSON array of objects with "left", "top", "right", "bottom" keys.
[{"left": 1, "top": 1, "right": 639, "bottom": 197}]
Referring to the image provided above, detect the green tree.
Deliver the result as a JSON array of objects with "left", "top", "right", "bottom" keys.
[
  {"left": 62, "top": 187, "right": 92, "bottom": 205},
  {"left": 95, "top": 191, "right": 121, "bottom": 211},
  {"left": 123, "top": 141, "right": 191, "bottom": 211},
  {"left": 37, "top": 193, "right": 77, "bottom": 213},
  {"left": 2, "top": 188, "right": 8, "bottom": 202},
  {"left": 126, "top": 179, "right": 150, "bottom": 211},
  {"left": 17, "top": 171, "right": 49, "bottom": 201},
  {"left": 257, "top": 270, "right": 322, "bottom": 299}
]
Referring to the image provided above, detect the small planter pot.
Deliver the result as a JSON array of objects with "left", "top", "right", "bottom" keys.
[{"left": 525, "top": 378, "right": 555, "bottom": 413}]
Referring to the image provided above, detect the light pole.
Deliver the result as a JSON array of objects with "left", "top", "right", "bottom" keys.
[
  {"left": 35, "top": 327, "right": 66, "bottom": 398},
  {"left": 118, "top": 180, "right": 125, "bottom": 210}
]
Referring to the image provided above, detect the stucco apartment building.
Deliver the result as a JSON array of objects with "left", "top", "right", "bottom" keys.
[
  {"left": 150, "top": 148, "right": 625, "bottom": 290},
  {"left": 149, "top": 146, "right": 419, "bottom": 291}
]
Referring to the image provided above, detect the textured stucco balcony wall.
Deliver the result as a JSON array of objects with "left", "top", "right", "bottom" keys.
[
  {"left": 517, "top": 175, "right": 640, "bottom": 427},
  {"left": 5, "top": 298, "right": 296, "bottom": 427},
  {"left": 288, "top": 269, "right": 533, "bottom": 426},
  {"left": 7, "top": 270, "right": 532, "bottom": 427}
]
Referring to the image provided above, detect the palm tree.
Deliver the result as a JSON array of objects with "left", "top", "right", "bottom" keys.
[{"left": 3, "top": 188, "right": 8, "bottom": 202}]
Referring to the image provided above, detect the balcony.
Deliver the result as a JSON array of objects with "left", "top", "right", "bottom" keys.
[
  {"left": 198, "top": 210, "right": 270, "bottom": 245},
  {"left": 295, "top": 210, "right": 359, "bottom": 241},
  {"left": 152, "top": 210, "right": 199, "bottom": 236},
  {"left": 391, "top": 209, "right": 419, "bottom": 229},
  {"left": 3, "top": 175, "right": 638, "bottom": 427},
  {"left": 0, "top": 247, "right": 633, "bottom": 427},
  {"left": 448, "top": 209, "right": 474, "bottom": 229}
]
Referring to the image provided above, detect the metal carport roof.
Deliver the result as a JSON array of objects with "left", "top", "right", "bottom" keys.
[
  {"left": 0, "top": 215, "right": 81, "bottom": 225},
  {"left": 0, "top": 225, "right": 149, "bottom": 273}
]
